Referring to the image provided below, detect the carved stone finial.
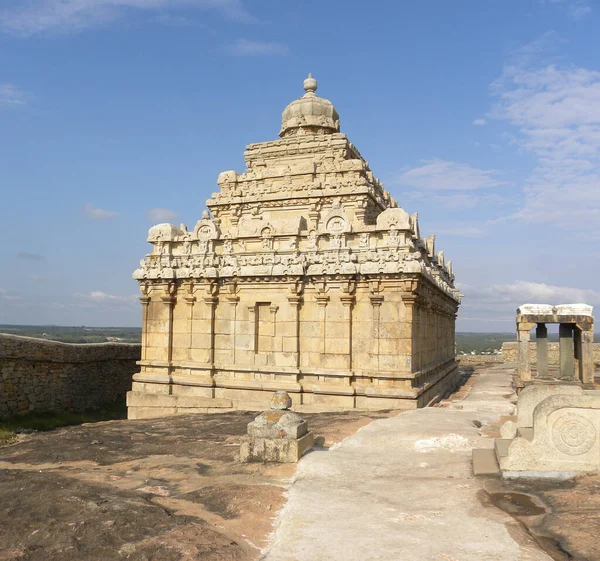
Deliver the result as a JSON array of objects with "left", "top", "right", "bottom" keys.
[
  {"left": 270, "top": 390, "right": 292, "bottom": 411},
  {"left": 303, "top": 73, "right": 317, "bottom": 95}
]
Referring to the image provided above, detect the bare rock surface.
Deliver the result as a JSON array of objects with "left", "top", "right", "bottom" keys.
[{"left": 0, "top": 410, "right": 391, "bottom": 561}]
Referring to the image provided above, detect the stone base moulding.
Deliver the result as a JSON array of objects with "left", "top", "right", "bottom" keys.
[{"left": 126, "top": 359, "right": 462, "bottom": 418}]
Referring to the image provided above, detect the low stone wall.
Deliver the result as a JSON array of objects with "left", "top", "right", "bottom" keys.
[
  {"left": 457, "top": 355, "right": 503, "bottom": 365},
  {"left": 0, "top": 334, "right": 141, "bottom": 418},
  {"left": 501, "top": 341, "right": 600, "bottom": 364}
]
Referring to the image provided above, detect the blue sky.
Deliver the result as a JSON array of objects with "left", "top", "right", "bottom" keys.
[{"left": 1, "top": 0, "right": 599, "bottom": 331}]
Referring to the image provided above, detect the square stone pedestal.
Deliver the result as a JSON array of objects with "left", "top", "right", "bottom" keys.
[{"left": 240, "top": 432, "right": 314, "bottom": 463}]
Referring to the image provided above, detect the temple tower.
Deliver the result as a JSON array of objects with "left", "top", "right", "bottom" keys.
[{"left": 129, "top": 76, "right": 461, "bottom": 418}]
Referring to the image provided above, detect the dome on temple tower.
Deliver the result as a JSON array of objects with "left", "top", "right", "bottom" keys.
[{"left": 280, "top": 74, "right": 340, "bottom": 138}]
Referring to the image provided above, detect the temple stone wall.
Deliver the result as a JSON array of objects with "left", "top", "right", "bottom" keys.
[
  {"left": 501, "top": 342, "right": 600, "bottom": 364},
  {"left": 0, "top": 334, "right": 140, "bottom": 418}
]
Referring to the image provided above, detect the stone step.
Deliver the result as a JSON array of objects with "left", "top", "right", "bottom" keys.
[
  {"left": 472, "top": 448, "right": 500, "bottom": 476},
  {"left": 517, "top": 427, "right": 534, "bottom": 441},
  {"left": 494, "top": 438, "right": 512, "bottom": 459}
]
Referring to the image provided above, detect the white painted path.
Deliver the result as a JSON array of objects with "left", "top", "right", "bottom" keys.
[{"left": 262, "top": 365, "right": 552, "bottom": 561}]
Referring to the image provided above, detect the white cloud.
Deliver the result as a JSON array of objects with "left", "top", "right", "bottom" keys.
[
  {"left": 73, "top": 291, "right": 138, "bottom": 309},
  {"left": 458, "top": 280, "right": 600, "bottom": 321},
  {"left": 0, "top": 0, "right": 256, "bottom": 36},
  {"left": 0, "top": 83, "right": 29, "bottom": 107},
  {"left": 0, "top": 287, "right": 21, "bottom": 301},
  {"left": 224, "top": 38, "right": 289, "bottom": 56},
  {"left": 473, "top": 118, "right": 487, "bottom": 126},
  {"left": 540, "top": 0, "right": 591, "bottom": 20},
  {"left": 395, "top": 159, "right": 506, "bottom": 191},
  {"left": 405, "top": 191, "right": 509, "bottom": 210},
  {"left": 491, "top": 36, "right": 600, "bottom": 230},
  {"left": 147, "top": 207, "right": 178, "bottom": 223},
  {"left": 84, "top": 203, "right": 119, "bottom": 220},
  {"left": 16, "top": 251, "right": 45, "bottom": 261}
]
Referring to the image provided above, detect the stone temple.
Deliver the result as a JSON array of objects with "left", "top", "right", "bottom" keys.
[{"left": 128, "top": 75, "right": 461, "bottom": 419}]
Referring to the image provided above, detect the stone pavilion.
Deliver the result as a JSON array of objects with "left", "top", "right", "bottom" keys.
[{"left": 128, "top": 75, "right": 461, "bottom": 419}]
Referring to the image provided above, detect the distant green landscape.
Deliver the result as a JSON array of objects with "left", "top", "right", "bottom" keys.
[
  {"left": 1, "top": 326, "right": 598, "bottom": 354},
  {"left": 0, "top": 325, "right": 141, "bottom": 344},
  {"left": 455, "top": 333, "right": 515, "bottom": 355}
]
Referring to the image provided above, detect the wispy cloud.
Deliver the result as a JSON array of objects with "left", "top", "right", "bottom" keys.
[
  {"left": 405, "top": 191, "right": 508, "bottom": 210},
  {"left": 472, "top": 118, "right": 487, "bottom": 126},
  {"left": 0, "top": 0, "right": 256, "bottom": 37},
  {"left": 540, "top": 0, "right": 591, "bottom": 20},
  {"left": 395, "top": 159, "right": 506, "bottom": 191},
  {"left": 147, "top": 207, "right": 178, "bottom": 223},
  {"left": 460, "top": 280, "right": 600, "bottom": 312},
  {"left": 16, "top": 251, "right": 45, "bottom": 261},
  {"left": 0, "top": 83, "right": 29, "bottom": 107},
  {"left": 436, "top": 226, "right": 487, "bottom": 238},
  {"left": 73, "top": 291, "right": 138, "bottom": 309},
  {"left": 490, "top": 34, "right": 600, "bottom": 231},
  {"left": 0, "top": 287, "right": 21, "bottom": 301},
  {"left": 84, "top": 203, "right": 119, "bottom": 220},
  {"left": 224, "top": 38, "right": 289, "bottom": 56},
  {"left": 153, "top": 13, "right": 197, "bottom": 27}
]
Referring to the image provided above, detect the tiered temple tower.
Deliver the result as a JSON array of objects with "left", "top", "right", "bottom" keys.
[{"left": 128, "top": 75, "right": 461, "bottom": 418}]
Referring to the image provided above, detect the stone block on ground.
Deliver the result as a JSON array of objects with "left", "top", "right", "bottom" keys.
[{"left": 240, "top": 391, "right": 314, "bottom": 463}]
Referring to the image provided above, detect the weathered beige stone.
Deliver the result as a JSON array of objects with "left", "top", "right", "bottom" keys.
[
  {"left": 129, "top": 75, "right": 460, "bottom": 418},
  {"left": 240, "top": 391, "right": 314, "bottom": 463},
  {"left": 516, "top": 303, "right": 594, "bottom": 386},
  {"left": 500, "top": 392, "right": 600, "bottom": 473},
  {"left": 499, "top": 383, "right": 584, "bottom": 439}
]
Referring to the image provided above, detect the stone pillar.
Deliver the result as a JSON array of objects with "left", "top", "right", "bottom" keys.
[
  {"left": 517, "top": 322, "right": 534, "bottom": 383},
  {"left": 573, "top": 326, "right": 581, "bottom": 383},
  {"left": 580, "top": 326, "right": 594, "bottom": 387},
  {"left": 559, "top": 323, "right": 575, "bottom": 380},
  {"left": 535, "top": 323, "right": 549, "bottom": 379}
]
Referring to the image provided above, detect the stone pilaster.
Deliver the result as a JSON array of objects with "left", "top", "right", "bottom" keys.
[
  {"left": 203, "top": 295, "right": 217, "bottom": 366},
  {"left": 340, "top": 294, "right": 355, "bottom": 370},
  {"left": 139, "top": 283, "right": 150, "bottom": 362},
  {"left": 287, "top": 295, "right": 303, "bottom": 368},
  {"left": 316, "top": 294, "right": 330, "bottom": 355}
]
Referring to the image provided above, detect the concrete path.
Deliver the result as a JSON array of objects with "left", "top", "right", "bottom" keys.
[{"left": 262, "top": 365, "right": 552, "bottom": 561}]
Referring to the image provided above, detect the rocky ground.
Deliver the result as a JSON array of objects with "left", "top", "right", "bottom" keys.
[{"left": 0, "top": 409, "right": 394, "bottom": 561}]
